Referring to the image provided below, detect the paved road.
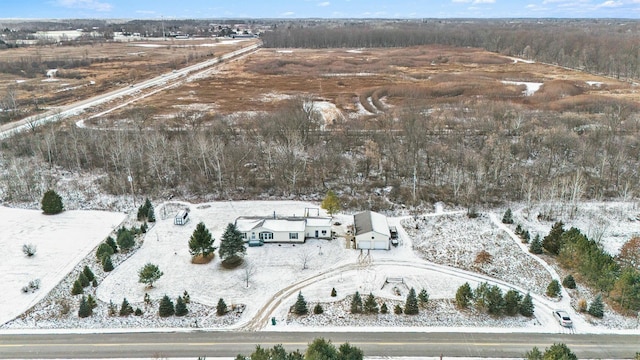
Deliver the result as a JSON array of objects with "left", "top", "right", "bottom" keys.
[
  {"left": 0, "top": 331, "right": 638, "bottom": 359},
  {"left": 0, "top": 40, "right": 261, "bottom": 139}
]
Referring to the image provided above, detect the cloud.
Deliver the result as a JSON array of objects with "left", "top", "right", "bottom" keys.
[
  {"left": 280, "top": 11, "right": 295, "bottom": 16},
  {"left": 596, "top": 0, "right": 622, "bottom": 7},
  {"left": 318, "top": 1, "right": 330, "bottom": 6},
  {"left": 54, "top": 0, "right": 112, "bottom": 11}
]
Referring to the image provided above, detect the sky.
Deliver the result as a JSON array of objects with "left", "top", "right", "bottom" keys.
[{"left": 2, "top": 0, "right": 640, "bottom": 19}]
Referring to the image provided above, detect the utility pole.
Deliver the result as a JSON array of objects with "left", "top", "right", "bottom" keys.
[{"left": 161, "top": 16, "right": 165, "bottom": 41}]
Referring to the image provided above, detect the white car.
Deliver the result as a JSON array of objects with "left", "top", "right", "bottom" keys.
[{"left": 553, "top": 310, "right": 573, "bottom": 327}]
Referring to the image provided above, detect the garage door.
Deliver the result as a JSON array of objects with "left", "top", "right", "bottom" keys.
[
  {"left": 357, "top": 240, "right": 372, "bottom": 249},
  {"left": 374, "top": 240, "right": 389, "bottom": 250}
]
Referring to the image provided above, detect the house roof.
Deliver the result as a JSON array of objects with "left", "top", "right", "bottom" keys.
[
  {"left": 305, "top": 217, "right": 332, "bottom": 227},
  {"left": 235, "top": 216, "right": 306, "bottom": 232},
  {"left": 354, "top": 210, "right": 390, "bottom": 236}
]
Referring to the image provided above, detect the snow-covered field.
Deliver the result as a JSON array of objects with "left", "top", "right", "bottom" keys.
[{"left": 1, "top": 200, "right": 639, "bottom": 335}]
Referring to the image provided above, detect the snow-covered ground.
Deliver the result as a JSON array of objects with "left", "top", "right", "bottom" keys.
[
  {"left": 1, "top": 200, "right": 639, "bottom": 335},
  {"left": 501, "top": 80, "right": 543, "bottom": 96}
]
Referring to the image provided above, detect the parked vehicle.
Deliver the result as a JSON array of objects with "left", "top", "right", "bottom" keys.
[{"left": 553, "top": 310, "right": 573, "bottom": 327}]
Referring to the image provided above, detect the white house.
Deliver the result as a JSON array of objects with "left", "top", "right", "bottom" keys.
[
  {"left": 353, "top": 210, "right": 390, "bottom": 250},
  {"left": 235, "top": 216, "right": 332, "bottom": 244}
]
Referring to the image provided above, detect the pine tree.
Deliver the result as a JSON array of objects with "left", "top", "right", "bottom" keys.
[
  {"left": 82, "top": 266, "right": 95, "bottom": 282},
  {"left": 380, "top": 303, "right": 388, "bottom": 314},
  {"left": 96, "top": 242, "right": 114, "bottom": 260},
  {"left": 119, "top": 298, "right": 134, "bottom": 316},
  {"left": 138, "top": 263, "right": 163, "bottom": 288},
  {"left": 41, "top": 189, "right": 64, "bottom": 215},
  {"left": 86, "top": 294, "right": 97, "bottom": 309},
  {"left": 137, "top": 198, "right": 153, "bottom": 221},
  {"left": 543, "top": 221, "right": 565, "bottom": 255},
  {"left": 294, "top": 291, "right": 308, "bottom": 315},
  {"left": 404, "top": 288, "right": 419, "bottom": 315},
  {"left": 92, "top": 279, "right": 98, "bottom": 287},
  {"left": 486, "top": 285, "right": 504, "bottom": 315},
  {"left": 338, "top": 342, "right": 364, "bottom": 360},
  {"left": 117, "top": 228, "right": 135, "bottom": 252},
  {"left": 183, "top": 290, "right": 190, "bottom": 303},
  {"left": 135, "top": 308, "right": 143, "bottom": 316},
  {"left": 520, "top": 293, "right": 534, "bottom": 317},
  {"left": 108, "top": 300, "right": 117, "bottom": 316},
  {"left": 102, "top": 255, "right": 114, "bottom": 272},
  {"left": 588, "top": 295, "right": 604, "bottom": 318},
  {"left": 105, "top": 236, "right": 118, "bottom": 253},
  {"left": 158, "top": 295, "right": 175, "bottom": 317},
  {"left": 321, "top": 190, "right": 340, "bottom": 216},
  {"left": 71, "top": 280, "right": 83, "bottom": 295},
  {"left": 331, "top": 287, "right": 337, "bottom": 297},
  {"left": 217, "top": 298, "right": 228, "bottom": 316},
  {"left": 363, "top": 293, "right": 379, "bottom": 314},
  {"left": 562, "top": 274, "right": 576, "bottom": 289},
  {"left": 546, "top": 279, "right": 561, "bottom": 298},
  {"left": 78, "top": 272, "right": 90, "bottom": 287},
  {"left": 502, "top": 208, "right": 514, "bottom": 224},
  {"left": 455, "top": 282, "right": 474, "bottom": 309},
  {"left": 147, "top": 205, "right": 156, "bottom": 223},
  {"left": 189, "top": 222, "right": 217, "bottom": 258},
  {"left": 504, "top": 289, "right": 522, "bottom": 316},
  {"left": 218, "top": 222, "right": 246, "bottom": 263},
  {"left": 529, "top": 234, "right": 543, "bottom": 254},
  {"left": 525, "top": 346, "right": 543, "bottom": 360},
  {"left": 350, "top": 291, "right": 363, "bottom": 314},
  {"left": 78, "top": 296, "right": 91, "bottom": 318},
  {"left": 394, "top": 304, "right": 403, "bottom": 314},
  {"left": 144, "top": 293, "right": 151, "bottom": 305},
  {"left": 543, "top": 343, "right": 577, "bottom": 360},
  {"left": 522, "top": 230, "right": 531, "bottom": 244},
  {"left": 313, "top": 303, "right": 324, "bottom": 314},
  {"left": 515, "top": 224, "right": 523, "bottom": 235},
  {"left": 175, "top": 296, "right": 188, "bottom": 316},
  {"left": 418, "top": 289, "right": 429, "bottom": 306}
]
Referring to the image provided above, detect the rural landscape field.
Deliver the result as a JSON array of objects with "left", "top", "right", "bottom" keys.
[{"left": 1, "top": 16, "right": 640, "bottom": 359}]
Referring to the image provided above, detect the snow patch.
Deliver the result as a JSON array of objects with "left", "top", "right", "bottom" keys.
[{"left": 502, "top": 81, "right": 543, "bottom": 96}]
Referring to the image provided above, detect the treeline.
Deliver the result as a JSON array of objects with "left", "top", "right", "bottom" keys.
[
  {"left": 2, "top": 97, "right": 640, "bottom": 210},
  {"left": 261, "top": 19, "right": 640, "bottom": 80}
]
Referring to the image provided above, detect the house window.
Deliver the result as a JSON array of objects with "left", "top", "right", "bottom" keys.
[
  {"left": 321, "top": 230, "right": 327, "bottom": 235},
  {"left": 289, "top": 232, "right": 298, "bottom": 240},
  {"left": 240, "top": 233, "right": 247, "bottom": 239},
  {"left": 259, "top": 232, "right": 273, "bottom": 240}
]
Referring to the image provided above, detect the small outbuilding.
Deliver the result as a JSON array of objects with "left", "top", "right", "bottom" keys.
[
  {"left": 353, "top": 210, "right": 390, "bottom": 250},
  {"left": 174, "top": 209, "right": 189, "bottom": 225}
]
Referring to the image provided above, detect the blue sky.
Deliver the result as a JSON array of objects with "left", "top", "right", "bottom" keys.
[{"left": 3, "top": 0, "right": 640, "bottom": 19}]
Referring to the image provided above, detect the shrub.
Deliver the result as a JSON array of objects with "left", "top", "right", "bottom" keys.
[
  {"left": 134, "top": 308, "right": 143, "bottom": 316},
  {"left": 577, "top": 298, "right": 588, "bottom": 312},
  {"left": 380, "top": 303, "right": 388, "bottom": 314},
  {"left": 562, "top": 275, "right": 576, "bottom": 289},
  {"left": 217, "top": 298, "right": 228, "bottom": 316},
  {"left": 22, "top": 243, "right": 37, "bottom": 257},
  {"left": 546, "top": 280, "right": 561, "bottom": 298},
  {"left": 71, "top": 280, "right": 83, "bottom": 295},
  {"left": 102, "top": 255, "right": 114, "bottom": 272},
  {"left": 119, "top": 298, "right": 134, "bottom": 316},
  {"left": 331, "top": 287, "right": 337, "bottom": 297},
  {"left": 96, "top": 243, "right": 114, "bottom": 261},
  {"left": 313, "top": 304, "right": 324, "bottom": 314},
  {"left": 117, "top": 228, "right": 135, "bottom": 252},
  {"left": 394, "top": 304, "right": 403, "bottom": 314}
]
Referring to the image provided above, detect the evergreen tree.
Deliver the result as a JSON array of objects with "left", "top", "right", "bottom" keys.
[
  {"left": 588, "top": 294, "right": 604, "bottom": 318},
  {"left": 108, "top": 300, "right": 117, "bottom": 316},
  {"left": 474, "top": 282, "right": 491, "bottom": 312},
  {"left": 294, "top": 291, "right": 308, "bottom": 315},
  {"left": 96, "top": 242, "right": 114, "bottom": 260},
  {"left": 546, "top": 279, "right": 561, "bottom": 298},
  {"left": 350, "top": 291, "right": 363, "bottom": 314},
  {"left": 86, "top": 294, "right": 97, "bottom": 309},
  {"left": 189, "top": 222, "right": 217, "bottom": 258},
  {"left": 305, "top": 338, "right": 338, "bottom": 360},
  {"left": 135, "top": 308, "right": 143, "bottom": 316},
  {"left": 338, "top": 342, "right": 364, "bottom": 360},
  {"left": 394, "top": 304, "right": 403, "bottom": 314},
  {"left": 158, "top": 295, "right": 175, "bottom": 317},
  {"left": 92, "top": 279, "right": 98, "bottom": 287},
  {"left": 313, "top": 303, "right": 324, "bottom": 314},
  {"left": 502, "top": 208, "right": 514, "bottom": 224},
  {"left": 515, "top": 224, "right": 523, "bottom": 235},
  {"left": 404, "top": 288, "right": 419, "bottom": 315},
  {"left": 137, "top": 198, "right": 153, "bottom": 221},
  {"left": 504, "top": 289, "right": 522, "bottom": 316},
  {"left": 418, "top": 289, "right": 429, "bottom": 306},
  {"left": 455, "top": 282, "right": 474, "bottom": 309},
  {"left": 363, "top": 293, "right": 379, "bottom": 314},
  {"left": 321, "top": 190, "right": 341, "bottom": 216},
  {"left": 105, "top": 236, "right": 118, "bottom": 253},
  {"left": 175, "top": 296, "right": 188, "bottom": 316},
  {"left": 522, "top": 230, "right": 530, "bottom": 244},
  {"left": 519, "top": 293, "right": 534, "bottom": 317},
  {"left": 71, "top": 280, "right": 83, "bottom": 295},
  {"left": 138, "top": 263, "right": 163, "bottom": 288},
  {"left": 218, "top": 222, "right": 246, "bottom": 263},
  {"left": 331, "top": 287, "right": 337, "bottom": 297},
  {"left": 102, "top": 255, "right": 114, "bottom": 272},
  {"left": 82, "top": 266, "right": 95, "bottom": 282},
  {"left": 144, "top": 293, "right": 151, "bottom": 305},
  {"left": 119, "top": 298, "right": 134, "bottom": 316},
  {"left": 562, "top": 274, "right": 577, "bottom": 289},
  {"left": 117, "top": 227, "right": 135, "bottom": 251},
  {"left": 524, "top": 346, "right": 543, "bottom": 360},
  {"left": 543, "top": 343, "right": 577, "bottom": 360},
  {"left": 543, "top": 221, "right": 565, "bottom": 255},
  {"left": 147, "top": 205, "right": 156, "bottom": 223},
  {"left": 78, "top": 272, "right": 90, "bottom": 287},
  {"left": 183, "top": 290, "right": 190, "bottom": 303},
  {"left": 486, "top": 285, "right": 505, "bottom": 315},
  {"left": 41, "top": 189, "right": 64, "bottom": 215},
  {"left": 380, "top": 303, "right": 388, "bottom": 314},
  {"left": 78, "top": 296, "right": 91, "bottom": 318},
  {"left": 529, "top": 234, "right": 543, "bottom": 254},
  {"left": 217, "top": 298, "right": 228, "bottom": 316}
]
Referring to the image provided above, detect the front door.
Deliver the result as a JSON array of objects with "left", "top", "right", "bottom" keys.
[{"left": 315, "top": 230, "right": 319, "bottom": 238}]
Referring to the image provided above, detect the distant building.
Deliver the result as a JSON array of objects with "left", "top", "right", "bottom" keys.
[
  {"left": 353, "top": 210, "right": 391, "bottom": 250},
  {"left": 235, "top": 214, "right": 332, "bottom": 244}
]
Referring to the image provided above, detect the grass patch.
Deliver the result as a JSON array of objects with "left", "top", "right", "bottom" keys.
[{"left": 191, "top": 253, "right": 215, "bottom": 264}]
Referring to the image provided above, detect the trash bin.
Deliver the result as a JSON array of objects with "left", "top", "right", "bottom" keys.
[{"left": 271, "top": 317, "right": 276, "bottom": 325}]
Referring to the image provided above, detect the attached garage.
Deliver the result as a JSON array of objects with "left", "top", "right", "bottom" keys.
[{"left": 353, "top": 210, "right": 391, "bottom": 250}]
